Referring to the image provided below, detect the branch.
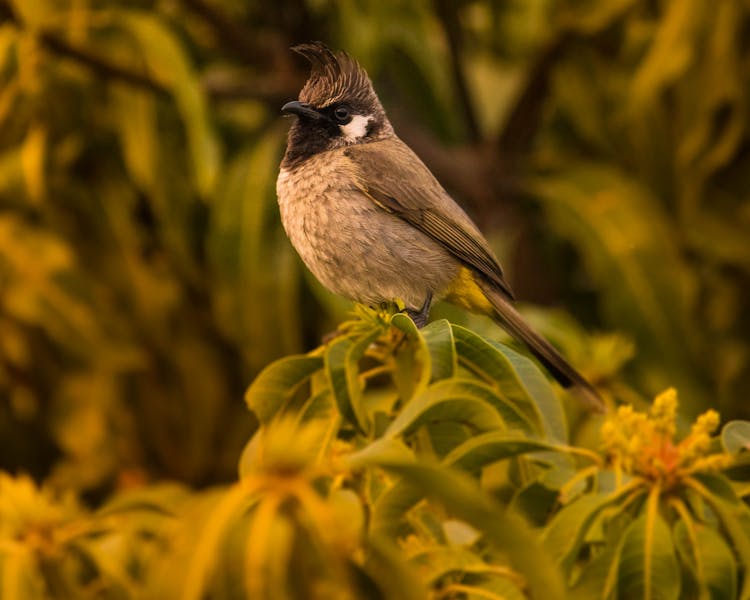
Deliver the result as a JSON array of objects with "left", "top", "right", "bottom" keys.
[
  {"left": 0, "top": 0, "right": 169, "bottom": 96},
  {"left": 178, "top": 0, "right": 271, "bottom": 63},
  {"left": 496, "top": 33, "right": 569, "bottom": 158},
  {"left": 433, "top": 0, "right": 481, "bottom": 143},
  {"left": 39, "top": 32, "right": 169, "bottom": 97}
]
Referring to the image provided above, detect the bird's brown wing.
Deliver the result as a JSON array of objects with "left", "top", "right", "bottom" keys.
[{"left": 344, "top": 139, "right": 515, "bottom": 299}]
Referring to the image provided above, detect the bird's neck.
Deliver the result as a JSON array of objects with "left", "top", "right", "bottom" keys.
[{"left": 281, "top": 121, "right": 334, "bottom": 170}]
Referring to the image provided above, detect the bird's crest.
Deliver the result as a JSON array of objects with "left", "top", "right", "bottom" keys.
[{"left": 293, "top": 42, "right": 375, "bottom": 108}]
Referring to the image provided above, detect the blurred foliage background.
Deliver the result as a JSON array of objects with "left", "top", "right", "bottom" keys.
[{"left": 0, "top": 0, "right": 748, "bottom": 495}]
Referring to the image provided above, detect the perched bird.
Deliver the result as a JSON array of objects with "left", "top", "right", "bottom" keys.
[{"left": 276, "top": 42, "right": 604, "bottom": 412}]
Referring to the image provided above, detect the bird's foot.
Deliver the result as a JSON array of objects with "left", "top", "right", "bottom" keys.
[{"left": 405, "top": 291, "right": 433, "bottom": 328}]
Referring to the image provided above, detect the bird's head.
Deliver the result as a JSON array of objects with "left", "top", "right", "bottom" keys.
[{"left": 281, "top": 42, "right": 393, "bottom": 166}]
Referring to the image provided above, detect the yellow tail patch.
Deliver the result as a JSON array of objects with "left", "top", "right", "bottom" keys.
[{"left": 443, "top": 267, "right": 495, "bottom": 316}]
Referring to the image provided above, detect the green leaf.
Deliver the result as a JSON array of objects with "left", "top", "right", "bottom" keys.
[
  {"left": 298, "top": 389, "right": 335, "bottom": 423},
  {"left": 673, "top": 520, "right": 737, "bottom": 600},
  {"left": 451, "top": 325, "right": 563, "bottom": 440},
  {"left": 384, "top": 379, "right": 506, "bottom": 440},
  {"left": 421, "top": 421, "right": 473, "bottom": 459},
  {"left": 490, "top": 340, "right": 568, "bottom": 443},
  {"left": 463, "top": 576, "right": 526, "bottom": 600},
  {"left": 409, "top": 544, "right": 494, "bottom": 585},
  {"left": 443, "top": 431, "right": 560, "bottom": 472},
  {"left": 421, "top": 319, "right": 456, "bottom": 381},
  {"left": 358, "top": 458, "right": 567, "bottom": 600},
  {"left": 348, "top": 438, "right": 420, "bottom": 537},
  {"left": 570, "top": 532, "right": 624, "bottom": 600},
  {"left": 692, "top": 472, "right": 743, "bottom": 503},
  {"left": 244, "top": 355, "right": 323, "bottom": 423},
  {"left": 362, "top": 535, "right": 428, "bottom": 600},
  {"left": 391, "top": 313, "right": 432, "bottom": 400},
  {"left": 543, "top": 492, "right": 626, "bottom": 569},
  {"left": 347, "top": 437, "right": 416, "bottom": 471},
  {"left": 369, "top": 479, "right": 422, "bottom": 537},
  {"left": 722, "top": 420, "right": 750, "bottom": 454},
  {"left": 325, "top": 327, "right": 382, "bottom": 433},
  {"left": 617, "top": 508, "right": 681, "bottom": 600},
  {"left": 687, "top": 475, "right": 750, "bottom": 599}
]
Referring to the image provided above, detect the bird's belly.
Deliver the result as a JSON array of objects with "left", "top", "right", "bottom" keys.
[{"left": 277, "top": 165, "right": 458, "bottom": 308}]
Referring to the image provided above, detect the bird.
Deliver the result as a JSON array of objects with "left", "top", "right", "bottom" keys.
[{"left": 276, "top": 42, "right": 604, "bottom": 412}]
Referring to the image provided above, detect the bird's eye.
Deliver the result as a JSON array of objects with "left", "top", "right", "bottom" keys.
[{"left": 333, "top": 106, "right": 351, "bottom": 123}]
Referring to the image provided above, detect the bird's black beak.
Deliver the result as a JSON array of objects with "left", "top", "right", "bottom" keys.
[{"left": 281, "top": 101, "right": 323, "bottom": 121}]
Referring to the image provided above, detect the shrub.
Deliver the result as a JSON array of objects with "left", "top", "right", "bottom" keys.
[{"left": 2, "top": 311, "right": 748, "bottom": 599}]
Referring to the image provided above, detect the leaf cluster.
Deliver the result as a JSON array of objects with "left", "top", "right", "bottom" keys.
[{"left": 4, "top": 311, "right": 748, "bottom": 599}]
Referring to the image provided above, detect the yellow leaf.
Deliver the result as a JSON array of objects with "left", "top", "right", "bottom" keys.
[
  {"left": 1, "top": 546, "right": 46, "bottom": 600},
  {"left": 111, "top": 85, "right": 158, "bottom": 191},
  {"left": 7, "top": 0, "right": 61, "bottom": 30},
  {"left": 0, "top": 23, "right": 17, "bottom": 76},
  {"left": 179, "top": 484, "right": 250, "bottom": 600},
  {"left": 20, "top": 126, "right": 46, "bottom": 204},
  {"left": 630, "top": 0, "right": 707, "bottom": 110},
  {"left": 15, "top": 33, "right": 42, "bottom": 94}
]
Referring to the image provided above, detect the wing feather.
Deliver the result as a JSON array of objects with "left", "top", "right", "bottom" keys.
[{"left": 345, "top": 140, "right": 515, "bottom": 299}]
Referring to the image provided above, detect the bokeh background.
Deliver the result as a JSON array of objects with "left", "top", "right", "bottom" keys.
[{"left": 1, "top": 0, "right": 748, "bottom": 495}]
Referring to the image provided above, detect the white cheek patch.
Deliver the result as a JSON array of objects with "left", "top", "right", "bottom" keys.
[{"left": 340, "top": 114, "right": 372, "bottom": 142}]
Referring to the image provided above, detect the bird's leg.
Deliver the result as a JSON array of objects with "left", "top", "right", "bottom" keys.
[{"left": 405, "top": 291, "right": 433, "bottom": 328}]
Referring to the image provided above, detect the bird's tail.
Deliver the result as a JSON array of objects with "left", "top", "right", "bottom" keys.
[{"left": 478, "top": 282, "right": 606, "bottom": 413}]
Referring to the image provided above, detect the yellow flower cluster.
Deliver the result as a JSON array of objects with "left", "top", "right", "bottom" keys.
[
  {"left": 601, "top": 388, "right": 731, "bottom": 487},
  {"left": 340, "top": 302, "right": 402, "bottom": 334},
  {"left": 0, "top": 472, "right": 80, "bottom": 550},
  {"left": 242, "top": 417, "right": 331, "bottom": 477}
]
